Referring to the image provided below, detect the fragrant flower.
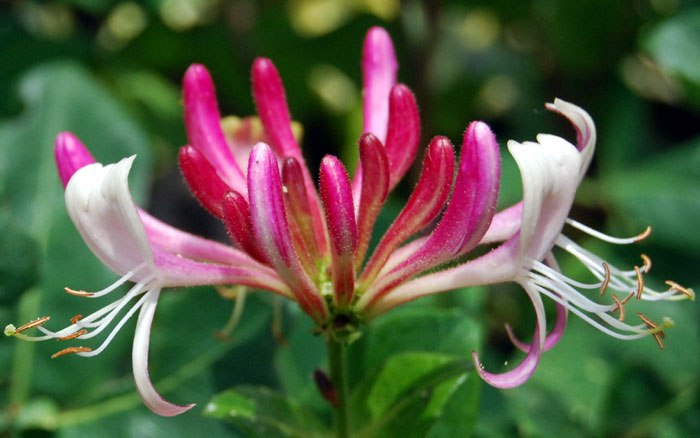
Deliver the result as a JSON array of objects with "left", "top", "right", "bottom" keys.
[{"left": 5, "top": 27, "right": 692, "bottom": 415}]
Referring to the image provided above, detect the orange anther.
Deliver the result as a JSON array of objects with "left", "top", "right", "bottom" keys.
[
  {"left": 70, "top": 314, "right": 84, "bottom": 324},
  {"left": 635, "top": 266, "right": 644, "bottom": 301},
  {"left": 634, "top": 226, "right": 652, "bottom": 242},
  {"left": 600, "top": 263, "right": 611, "bottom": 296},
  {"left": 665, "top": 280, "right": 693, "bottom": 298},
  {"left": 64, "top": 287, "right": 94, "bottom": 297},
  {"left": 57, "top": 329, "right": 88, "bottom": 341},
  {"left": 637, "top": 313, "right": 665, "bottom": 349},
  {"left": 51, "top": 346, "right": 92, "bottom": 358},
  {"left": 640, "top": 254, "right": 652, "bottom": 273},
  {"left": 15, "top": 316, "right": 50, "bottom": 333},
  {"left": 611, "top": 294, "right": 625, "bottom": 321}
]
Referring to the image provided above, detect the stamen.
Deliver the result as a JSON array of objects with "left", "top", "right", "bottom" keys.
[
  {"left": 65, "top": 287, "right": 94, "bottom": 297},
  {"left": 51, "top": 346, "right": 92, "bottom": 358},
  {"left": 641, "top": 254, "right": 652, "bottom": 273},
  {"left": 637, "top": 313, "right": 666, "bottom": 349},
  {"left": 565, "top": 219, "right": 651, "bottom": 244},
  {"left": 15, "top": 316, "right": 51, "bottom": 333},
  {"left": 635, "top": 266, "right": 644, "bottom": 301},
  {"left": 70, "top": 314, "right": 83, "bottom": 324},
  {"left": 610, "top": 294, "right": 625, "bottom": 321},
  {"left": 57, "top": 329, "right": 88, "bottom": 341},
  {"left": 600, "top": 263, "right": 611, "bottom": 295},
  {"left": 63, "top": 266, "right": 141, "bottom": 299},
  {"left": 665, "top": 281, "right": 695, "bottom": 299}
]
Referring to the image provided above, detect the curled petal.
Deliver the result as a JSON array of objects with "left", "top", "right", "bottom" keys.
[
  {"left": 55, "top": 132, "right": 96, "bottom": 187},
  {"left": 355, "top": 134, "right": 390, "bottom": 267},
  {"left": 178, "top": 145, "right": 231, "bottom": 219},
  {"left": 248, "top": 143, "right": 326, "bottom": 321},
  {"left": 506, "top": 298, "right": 567, "bottom": 352},
  {"left": 385, "top": 84, "right": 420, "bottom": 190},
  {"left": 509, "top": 135, "right": 581, "bottom": 262},
  {"left": 133, "top": 289, "right": 195, "bottom": 416},
  {"left": 66, "top": 157, "right": 155, "bottom": 277},
  {"left": 473, "top": 282, "right": 546, "bottom": 388},
  {"left": 480, "top": 203, "right": 523, "bottom": 245},
  {"left": 545, "top": 98, "right": 596, "bottom": 179},
  {"left": 320, "top": 155, "right": 357, "bottom": 307},
  {"left": 358, "top": 136, "right": 455, "bottom": 288},
  {"left": 183, "top": 64, "right": 247, "bottom": 194}
]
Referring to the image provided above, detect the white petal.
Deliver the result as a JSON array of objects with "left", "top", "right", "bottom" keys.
[
  {"left": 508, "top": 135, "right": 581, "bottom": 262},
  {"left": 65, "top": 156, "right": 156, "bottom": 278},
  {"left": 132, "top": 289, "right": 195, "bottom": 416}
]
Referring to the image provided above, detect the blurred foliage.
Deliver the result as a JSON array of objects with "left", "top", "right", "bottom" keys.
[{"left": 1, "top": 0, "right": 699, "bottom": 437}]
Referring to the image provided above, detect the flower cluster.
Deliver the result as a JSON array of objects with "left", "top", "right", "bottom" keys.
[{"left": 5, "top": 27, "right": 692, "bottom": 416}]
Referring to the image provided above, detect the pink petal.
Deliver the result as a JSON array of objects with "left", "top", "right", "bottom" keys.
[
  {"left": 480, "top": 202, "right": 523, "bottom": 244},
  {"left": 320, "top": 155, "right": 357, "bottom": 307},
  {"left": 252, "top": 57, "right": 328, "bottom": 256},
  {"left": 183, "top": 64, "right": 247, "bottom": 194},
  {"left": 355, "top": 133, "right": 390, "bottom": 268},
  {"left": 222, "top": 191, "right": 267, "bottom": 263},
  {"left": 358, "top": 136, "right": 455, "bottom": 288},
  {"left": 390, "top": 121, "right": 500, "bottom": 274},
  {"left": 178, "top": 145, "right": 231, "bottom": 219},
  {"left": 248, "top": 143, "right": 327, "bottom": 322},
  {"left": 353, "top": 27, "right": 398, "bottom": 202},
  {"left": 362, "top": 26, "right": 397, "bottom": 143},
  {"left": 55, "top": 132, "right": 96, "bottom": 187},
  {"left": 384, "top": 84, "right": 420, "bottom": 190},
  {"left": 281, "top": 157, "right": 322, "bottom": 263},
  {"left": 132, "top": 289, "right": 195, "bottom": 416},
  {"left": 473, "top": 284, "right": 546, "bottom": 388},
  {"left": 505, "top": 298, "right": 567, "bottom": 352}
]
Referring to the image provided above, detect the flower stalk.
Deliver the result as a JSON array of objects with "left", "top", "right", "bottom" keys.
[{"left": 327, "top": 337, "right": 350, "bottom": 438}]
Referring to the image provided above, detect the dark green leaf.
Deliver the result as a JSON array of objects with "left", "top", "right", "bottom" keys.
[{"left": 205, "top": 386, "right": 329, "bottom": 438}]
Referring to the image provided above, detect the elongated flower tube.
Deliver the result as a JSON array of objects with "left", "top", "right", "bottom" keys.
[{"left": 7, "top": 27, "right": 692, "bottom": 418}]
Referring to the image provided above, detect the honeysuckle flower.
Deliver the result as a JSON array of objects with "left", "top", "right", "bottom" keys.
[
  {"left": 366, "top": 98, "right": 693, "bottom": 387},
  {"left": 6, "top": 26, "right": 692, "bottom": 418}
]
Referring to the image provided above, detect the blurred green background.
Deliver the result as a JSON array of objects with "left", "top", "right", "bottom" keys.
[{"left": 1, "top": 0, "right": 699, "bottom": 436}]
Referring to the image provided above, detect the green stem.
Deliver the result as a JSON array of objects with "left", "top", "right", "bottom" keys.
[{"left": 327, "top": 337, "right": 350, "bottom": 438}]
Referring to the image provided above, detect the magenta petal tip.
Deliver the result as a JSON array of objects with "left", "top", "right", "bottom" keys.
[{"left": 55, "top": 132, "right": 96, "bottom": 187}]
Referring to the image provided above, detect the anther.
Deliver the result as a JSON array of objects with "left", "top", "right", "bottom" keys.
[
  {"left": 51, "top": 346, "right": 92, "bottom": 358},
  {"left": 64, "top": 287, "right": 95, "bottom": 297},
  {"left": 57, "top": 329, "right": 88, "bottom": 341},
  {"left": 640, "top": 254, "right": 652, "bottom": 273},
  {"left": 70, "top": 314, "right": 83, "bottom": 324},
  {"left": 637, "top": 313, "right": 665, "bottom": 349},
  {"left": 610, "top": 294, "right": 625, "bottom": 321},
  {"left": 15, "top": 316, "right": 51, "bottom": 333},
  {"left": 665, "top": 281, "right": 695, "bottom": 299},
  {"left": 635, "top": 266, "right": 644, "bottom": 301},
  {"left": 600, "top": 263, "right": 611, "bottom": 295},
  {"left": 634, "top": 226, "right": 652, "bottom": 242}
]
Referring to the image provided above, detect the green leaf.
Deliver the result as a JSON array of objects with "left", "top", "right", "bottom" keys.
[
  {"left": 205, "top": 386, "right": 329, "bottom": 438},
  {"left": 353, "top": 352, "right": 474, "bottom": 438},
  {"left": 352, "top": 307, "right": 482, "bottom": 378}
]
